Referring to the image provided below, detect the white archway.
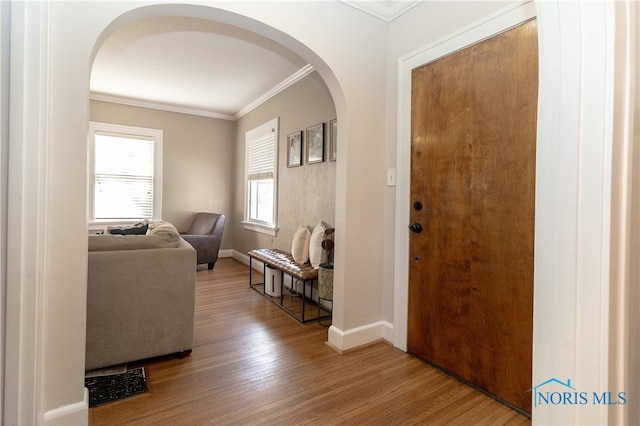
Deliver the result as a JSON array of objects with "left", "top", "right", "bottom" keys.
[
  {"left": 88, "top": 2, "right": 351, "bottom": 337},
  {"left": 7, "top": 3, "right": 364, "bottom": 425},
  {"left": 90, "top": 4, "right": 347, "bottom": 120}
]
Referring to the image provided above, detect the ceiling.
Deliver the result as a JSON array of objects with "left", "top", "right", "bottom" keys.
[
  {"left": 341, "top": 0, "right": 423, "bottom": 22},
  {"left": 90, "top": 1, "right": 422, "bottom": 120}
]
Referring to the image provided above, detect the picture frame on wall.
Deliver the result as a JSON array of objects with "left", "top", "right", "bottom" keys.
[
  {"left": 287, "top": 131, "right": 303, "bottom": 167},
  {"left": 329, "top": 119, "right": 337, "bottom": 162},
  {"left": 305, "top": 122, "right": 324, "bottom": 164}
]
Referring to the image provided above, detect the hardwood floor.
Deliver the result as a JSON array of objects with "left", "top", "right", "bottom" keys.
[{"left": 89, "top": 258, "right": 531, "bottom": 425}]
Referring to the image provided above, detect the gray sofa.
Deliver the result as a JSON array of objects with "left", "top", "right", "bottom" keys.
[{"left": 86, "top": 222, "right": 197, "bottom": 370}]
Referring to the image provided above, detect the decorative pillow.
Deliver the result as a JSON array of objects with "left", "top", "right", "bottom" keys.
[
  {"left": 147, "top": 221, "right": 180, "bottom": 245},
  {"left": 309, "top": 221, "right": 327, "bottom": 269},
  {"left": 105, "top": 220, "right": 149, "bottom": 235},
  {"left": 291, "top": 225, "right": 311, "bottom": 264}
]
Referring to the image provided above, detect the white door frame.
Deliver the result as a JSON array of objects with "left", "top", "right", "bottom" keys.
[
  {"left": 393, "top": 0, "right": 536, "bottom": 355},
  {"left": 393, "top": 1, "right": 629, "bottom": 424}
]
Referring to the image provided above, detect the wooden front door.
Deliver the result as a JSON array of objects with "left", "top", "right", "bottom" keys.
[{"left": 407, "top": 20, "right": 538, "bottom": 414}]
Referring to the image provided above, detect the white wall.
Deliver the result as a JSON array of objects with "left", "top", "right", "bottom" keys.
[{"left": 0, "top": 0, "right": 9, "bottom": 421}]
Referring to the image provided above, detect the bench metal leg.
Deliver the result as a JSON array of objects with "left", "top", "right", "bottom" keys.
[
  {"left": 301, "top": 279, "right": 306, "bottom": 321},
  {"left": 247, "top": 255, "right": 329, "bottom": 323},
  {"left": 248, "top": 255, "right": 266, "bottom": 294}
]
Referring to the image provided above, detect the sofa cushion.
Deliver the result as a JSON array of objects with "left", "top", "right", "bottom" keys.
[
  {"left": 88, "top": 234, "right": 177, "bottom": 252},
  {"left": 89, "top": 221, "right": 181, "bottom": 252},
  {"left": 291, "top": 225, "right": 311, "bottom": 264},
  {"left": 309, "top": 221, "right": 327, "bottom": 269}
]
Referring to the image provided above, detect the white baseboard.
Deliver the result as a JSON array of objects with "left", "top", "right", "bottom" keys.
[
  {"left": 235, "top": 249, "right": 394, "bottom": 351},
  {"left": 42, "top": 388, "right": 88, "bottom": 425},
  {"left": 218, "top": 249, "right": 233, "bottom": 258},
  {"left": 328, "top": 321, "right": 394, "bottom": 352},
  {"left": 231, "top": 249, "right": 250, "bottom": 266},
  {"left": 381, "top": 321, "right": 395, "bottom": 343},
  {"left": 232, "top": 249, "right": 264, "bottom": 272}
]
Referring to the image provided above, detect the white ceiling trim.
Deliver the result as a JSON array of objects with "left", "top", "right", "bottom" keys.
[
  {"left": 90, "top": 92, "right": 237, "bottom": 120},
  {"left": 340, "top": 0, "right": 423, "bottom": 22},
  {"left": 90, "top": 64, "right": 315, "bottom": 121},
  {"left": 234, "top": 64, "right": 315, "bottom": 120}
]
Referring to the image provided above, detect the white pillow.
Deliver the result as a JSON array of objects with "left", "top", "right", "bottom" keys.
[
  {"left": 291, "top": 225, "right": 311, "bottom": 264},
  {"left": 147, "top": 222, "right": 180, "bottom": 245},
  {"left": 309, "top": 221, "right": 327, "bottom": 269}
]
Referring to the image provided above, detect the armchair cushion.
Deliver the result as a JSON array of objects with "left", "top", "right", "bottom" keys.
[
  {"left": 187, "top": 213, "right": 216, "bottom": 235},
  {"left": 181, "top": 213, "right": 226, "bottom": 270}
]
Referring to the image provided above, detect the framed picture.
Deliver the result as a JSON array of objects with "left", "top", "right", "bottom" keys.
[
  {"left": 305, "top": 122, "right": 324, "bottom": 164},
  {"left": 287, "top": 131, "right": 303, "bottom": 167},
  {"left": 329, "top": 119, "right": 337, "bottom": 162}
]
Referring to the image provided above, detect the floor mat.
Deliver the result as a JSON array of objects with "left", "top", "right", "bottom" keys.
[{"left": 85, "top": 367, "right": 147, "bottom": 407}]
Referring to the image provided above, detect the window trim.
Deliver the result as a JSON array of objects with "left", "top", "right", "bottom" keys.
[
  {"left": 243, "top": 117, "right": 279, "bottom": 235},
  {"left": 88, "top": 122, "right": 163, "bottom": 229}
]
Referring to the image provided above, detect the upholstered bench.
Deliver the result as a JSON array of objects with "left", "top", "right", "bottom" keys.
[
  {"left": 248, "top": 248, "right": 325, "bottom": 322},
  {"left": 248, "top": 248, "right": 318, "bottom": 281}
]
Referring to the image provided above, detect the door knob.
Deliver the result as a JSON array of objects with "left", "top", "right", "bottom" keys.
[{"left": 409, "top": 223, "right": 422, "bottom": 233}]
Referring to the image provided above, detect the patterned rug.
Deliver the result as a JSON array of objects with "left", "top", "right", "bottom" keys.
[{"left": 84, "top": 366, "right": 148, "bottom": 407}]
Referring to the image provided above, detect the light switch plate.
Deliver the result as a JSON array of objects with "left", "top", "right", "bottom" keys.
[{"left": 387, "top": 168, "right": 396, "bottom": 186}]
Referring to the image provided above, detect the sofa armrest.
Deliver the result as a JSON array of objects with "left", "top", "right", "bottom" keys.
[{"left": 86, "top": 238, "right": 196, "bottom": 370}]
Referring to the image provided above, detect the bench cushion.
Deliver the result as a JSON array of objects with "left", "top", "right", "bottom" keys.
[{"left": 248, "top": 248, "right": 318, "bottom": 281}]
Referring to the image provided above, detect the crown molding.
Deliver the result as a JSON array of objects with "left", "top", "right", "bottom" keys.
[
  {"left": 340, "top": 0, "right": 423, "bottom": 22},
  {"left": 234, "top": 64, "right": 315, "bottom": 120},
  {"left": 90, "top": 64, "right": 315, "bottom": 121},
  {"left": 89, "top": 92, "right": 237, "bottom": 121}
]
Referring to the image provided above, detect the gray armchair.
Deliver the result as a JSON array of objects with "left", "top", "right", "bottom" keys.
[{"left": 181, "top": 212, "right": 226, "bottom": 270}]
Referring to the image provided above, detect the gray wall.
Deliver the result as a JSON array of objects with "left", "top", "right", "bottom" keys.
[
  {"left": 234, "top": 71, "right": 336, "bottom": 255},
  {"left": 90, "top": 70, "right": 335, "bottom": 255},
  {"left": 90, "top": 100, "right": 235, "bottom": 249}
]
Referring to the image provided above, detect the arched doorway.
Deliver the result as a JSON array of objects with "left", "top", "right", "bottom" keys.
[
  {"left": 6, "top": 3, "right": 354, "bottom": 425},
  {"left": 86, "top": 6, "right": 341, "bottom": 365},
  {"left": 86, "top": 0, "right": 348, "bottom": 405}
]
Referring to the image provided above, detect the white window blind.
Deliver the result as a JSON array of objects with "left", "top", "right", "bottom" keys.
[
  {"left": 94, "top": 133, "right": 155, "bottom": 220},
  {"left": 244, "top": 118, "right": 278, "bottom": 233},
  {"left": 88, "top": 122, "right": 163, "bottom": 225},
  {"left": 247, "top": 131, "right": 275, "bottom": 180}
]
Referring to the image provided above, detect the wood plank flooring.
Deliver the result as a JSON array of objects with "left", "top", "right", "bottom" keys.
[{"left": 89, "top": 258, "right": 531, "bottom": 425}]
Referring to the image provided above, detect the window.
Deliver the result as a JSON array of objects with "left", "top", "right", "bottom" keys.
[
  {"left": 88, "top": 122, "right": 163, "bottom": 225},
  {"left": 243, "top": 117, "right": 278, "bottom": 235}
]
